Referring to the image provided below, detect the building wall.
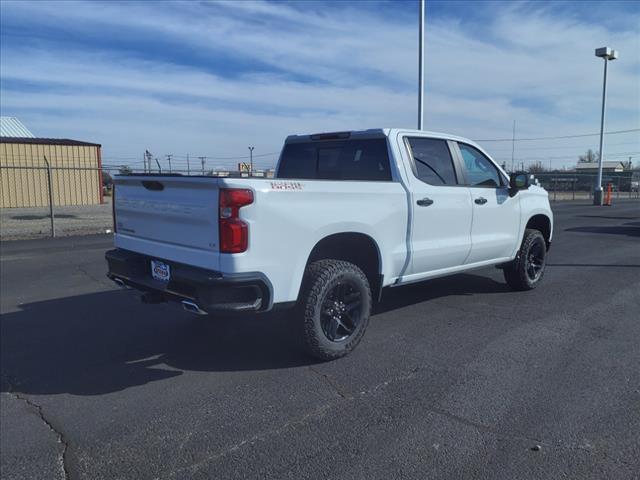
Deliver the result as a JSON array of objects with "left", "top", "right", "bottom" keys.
[{"left": 0, "top": 142, "right": 102, "bottom": 208}]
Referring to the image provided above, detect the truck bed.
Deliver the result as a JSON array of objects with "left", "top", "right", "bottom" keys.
[{"left": 113, "top": 174, "right": 409, "bottom": 304}]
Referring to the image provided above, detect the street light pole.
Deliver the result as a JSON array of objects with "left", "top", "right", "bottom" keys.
[
  {"left": 248, "top": 146, "right": 255, "bottom": 175},
  {"left": 595, "top": 57, "right": 609, "bottom": 205},
  {"left": 511, "top": 120, "right": 516, "bottom": 172},
  {"left": 418, "top": 0, "right": 425, "bottom": 130},
  {"left": 594, "top": 46, "right": 618, "bottom": 205}
]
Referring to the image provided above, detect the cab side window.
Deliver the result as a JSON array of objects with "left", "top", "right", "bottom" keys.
[
  {"left": 407, "top": 137, "right": 457, "bottom": 186},
  {"left": 458, "top": 143, "right": 503, "bottom": 188}
]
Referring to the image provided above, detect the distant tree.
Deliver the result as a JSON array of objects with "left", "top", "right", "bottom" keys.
[
  {"left": 528, "top": 161, "right": 547, "bottom": 173},
  {"left": 578, "top": 149, "right": 599, "bottom": 163},
  {"left": 118, "top": 165, "right": 133, "bottom": 175},
  {"left": 102, "top": 171, "right": 113, "bottom": 186}
]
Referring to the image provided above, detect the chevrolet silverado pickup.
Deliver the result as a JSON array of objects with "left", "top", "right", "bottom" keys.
[{"left": 106, "top": 129, "right": 553, "bottom": 360}]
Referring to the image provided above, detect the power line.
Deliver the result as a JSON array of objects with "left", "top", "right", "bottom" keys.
[
  {"left": 493, "top": 151, "right": 640, "bottom": 161},
  {"left": 487, "top": 140, "right": 640, "bottom": 152},
  {"left": 170, "top": 152, "right": 279, "bottom": 160},
  {"left": 475, "top": 128, "right": 640, "bottom": 142}
]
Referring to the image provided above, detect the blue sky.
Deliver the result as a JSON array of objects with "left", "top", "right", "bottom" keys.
[{"left": 1, "top": 0, "right": 639, "bottom": 170}]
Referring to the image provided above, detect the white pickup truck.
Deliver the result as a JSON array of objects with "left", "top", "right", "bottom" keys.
[{"left": 106, "top": 129, "right": 553, "bottom": 359}]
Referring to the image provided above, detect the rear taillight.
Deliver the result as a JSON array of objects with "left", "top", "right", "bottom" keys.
[
  {"left": 112, "top": 184, "right": 117, "bottom": 233},
  {"left": 219, "top": 188, "right": 253, "bottom": 253}
]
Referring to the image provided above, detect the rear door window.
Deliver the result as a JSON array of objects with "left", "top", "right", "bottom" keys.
[
  {"left": 406, "top": 137, "right": 458, "bottom": 185},
  {"left": 278, "top": 138, "right": 392, "bottom": 181}
]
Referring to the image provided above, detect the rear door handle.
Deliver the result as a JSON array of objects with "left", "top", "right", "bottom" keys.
[
  {"left": 474, "top": 197, "right": 488, "bottom": 205},
  {"left": 417, "top": 197, "right": 434, "bottom": 207}
]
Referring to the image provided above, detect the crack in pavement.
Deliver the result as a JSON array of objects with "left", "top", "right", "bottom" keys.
[
  {"left": 168, "top": 362, "right": 601, "bottom": 476},
  {"left": 2, "top": 377, "right": 72, "bottom": 480},
  {"left": 168, "top": 403, "right": 334, "bottom": 479},
  {"left": 307, "top": 365, "right": 353, "bottom": 399},
  {"left": 167, "top": 365, "right": 423, "bottom": 477},
  {"left": 425, "top": 405, "right": 544, "bottom": 445},
  {"left": 76, "top": 264, "right": 113, "bottom": 289}
]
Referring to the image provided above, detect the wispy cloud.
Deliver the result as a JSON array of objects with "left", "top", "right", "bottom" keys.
[{"left": 1, "top": 0, "right": 638, "bottom": 169}]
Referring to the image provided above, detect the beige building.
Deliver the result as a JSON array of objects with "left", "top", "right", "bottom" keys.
[
  {"left": 0, "top": 137, "right": 103, "bottom": 208},
  {"left": 575, "top": 161, "right": 627, "bottom": 173}
]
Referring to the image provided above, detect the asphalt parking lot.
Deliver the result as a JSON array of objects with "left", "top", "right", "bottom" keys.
[{"left": 1, "top": 200, "right": 639, "bottom": 480}]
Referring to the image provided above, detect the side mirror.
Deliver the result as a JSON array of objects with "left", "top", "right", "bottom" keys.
[{"left": 509, "top": 172, "right": 529, "bottom": 196}]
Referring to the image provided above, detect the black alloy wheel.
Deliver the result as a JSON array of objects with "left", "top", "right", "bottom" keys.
[
  {"left": 298, "top": 259, "right": 372, "bottom": 360},
  {"left": 320, "top": 281, "right": 362, "bottom": 342},
  {"left": 504, "top": 228, "right": 547, "bottom": 291},
  {"left": 525, "top": 237, "right": 546, "bottom": 282}
]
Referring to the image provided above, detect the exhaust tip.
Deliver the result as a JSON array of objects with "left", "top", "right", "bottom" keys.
[
  {"left": 112, "top": 277, "right": 127, "bottom": 288},
  {"left": 181, "top": 300, "right": 208, "bottom": 316}
]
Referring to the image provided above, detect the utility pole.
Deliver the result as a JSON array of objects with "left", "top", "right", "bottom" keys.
[
  {"left": 248, "top": 146, "right": 255, "bottom": 175},
  {"left": 511, "top": 120, "right": 516, "bottom": 172},
  {"left": 199, "top": 156, "right": 206, "bottom": 175},
  {"left": 186, "top": 153, "right": 190, "bottom": 175},
  {"left": 166, "top": 154, "right": 173, "bottom": 173},
  {"left": 144, "top": 150, "right": 153, "bottom": 173},
  {"left": 418, "top": 0, "right": 425, "bottom": 130}
]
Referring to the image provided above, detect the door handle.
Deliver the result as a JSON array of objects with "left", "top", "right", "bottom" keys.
[
  {"left": 474, "top": 197, "right": 488, "bottom": 205},
  {"left": 417, "top": 197, "right": 434, "bottom": 207}
]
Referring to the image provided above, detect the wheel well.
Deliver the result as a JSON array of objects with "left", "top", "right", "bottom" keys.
[
  {"left": 526, "top": 214, "right": 551, "bottom": 247},
  {"left": 305, "top": 232, "right": 382, "bottom": 301}
]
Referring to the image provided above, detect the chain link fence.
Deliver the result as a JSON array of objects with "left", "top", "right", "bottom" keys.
[
  {"left": 533, "top": 172, "right": 639, "bottom": 201},
  {"left": 0, "top": 162, "right": 275, "bottom": 240},
  {"left": 1, "top": 165, "right": 639, "bottom": 240},
  {"left": 0, "top": 164, "right": 114, "bottom": 240}
]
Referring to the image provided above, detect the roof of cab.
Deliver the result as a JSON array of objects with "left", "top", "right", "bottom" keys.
[{"left": 285, "top": 128, "right": 481, "bottom": 148}]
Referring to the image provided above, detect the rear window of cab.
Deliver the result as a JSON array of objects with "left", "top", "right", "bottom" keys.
[{"left": 278, "top": 138, "right": 392, "bottom": 181}]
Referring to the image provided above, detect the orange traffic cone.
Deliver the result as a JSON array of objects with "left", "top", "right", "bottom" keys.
[{"left": 604, "top": 183, "right": 613, "bottom": 206}]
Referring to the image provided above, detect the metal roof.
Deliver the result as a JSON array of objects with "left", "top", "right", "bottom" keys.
[
  {"left": 0, "top": 117, "right": 35, "bottom": 138},
  {"left": 575, "top": 161, "right": 624, "bottom": 170},
  {"left": 0, "top": 137, "right": 101, "bottom": 147}
]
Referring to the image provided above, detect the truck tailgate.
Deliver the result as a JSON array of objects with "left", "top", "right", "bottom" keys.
[{"left": 114, "top": 175, "right": 221, "bottom": 264}]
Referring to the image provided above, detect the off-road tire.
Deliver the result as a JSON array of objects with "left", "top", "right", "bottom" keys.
[
  {"left": 297, "top": 259, "right": 371, "bottom": 361},
  {"left": 504, "top": 228, "right": 547, "bottom": 291}
]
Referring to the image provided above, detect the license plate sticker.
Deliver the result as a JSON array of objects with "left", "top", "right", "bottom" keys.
[{"left": 151, "top": 260, "right": 171, "bottom": 282}]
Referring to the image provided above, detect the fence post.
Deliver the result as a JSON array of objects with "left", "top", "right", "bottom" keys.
[
  {"left": 553, "top": 177, "right": 557, "bottom": 201},
  {"left": 43, "top": 156, "right": 55, "bottom": 238}
]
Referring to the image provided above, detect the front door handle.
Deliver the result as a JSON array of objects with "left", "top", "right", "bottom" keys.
[
  {"left": 474, "top": 197, "right": 488, "bottom": 205},
  {"left": 417, "top": 197, "right": 434, "bottom": 207}
]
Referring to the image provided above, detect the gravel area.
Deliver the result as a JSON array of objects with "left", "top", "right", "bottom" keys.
[{"left": 0, "top": 197, "right": 112, "bottom": 240}]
